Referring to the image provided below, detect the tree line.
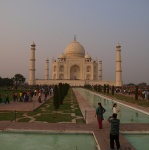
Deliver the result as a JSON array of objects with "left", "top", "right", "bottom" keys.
[
  {"left": 84, "top": 84, "right": 115, "bottom": 95},
  {"left": 0, "top": 74, "right": 26, "bottom": 89},
  {"left": 53, "top": 83, "right": 70, "bottom": 110}
]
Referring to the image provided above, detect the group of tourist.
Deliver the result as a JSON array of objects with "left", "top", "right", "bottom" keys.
[
  {"left": 0, "top": 91, "right": 34, "bottom": 104},
  {"left": 0, "top": 93, "right": 10, "bottom": 104},
  {"left": 138, "top": 90, "right": 149, "bottom": 100},
  {"left": 122, "top": 88, "right": 149, "bottom": 100},
  {"left": 0, "top": 86, "right": 54, "bottom": 104},
  {"left": 95, "top": 102, "right": 121, "bottom": 150}
]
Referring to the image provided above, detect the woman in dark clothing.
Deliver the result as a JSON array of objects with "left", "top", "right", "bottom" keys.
[{"left": 95, "top": 102, "right": 106, "bottom": 129}]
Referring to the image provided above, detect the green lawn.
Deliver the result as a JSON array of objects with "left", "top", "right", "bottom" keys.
[
  {"left": 93, "top": 90, "right": 149, "bottom": 107},
  {"left": 0, "top": 88, "right": 85, "bottom": 123},
  {"left": 0, "top": 111, "right": 24, "bottom": 121}
]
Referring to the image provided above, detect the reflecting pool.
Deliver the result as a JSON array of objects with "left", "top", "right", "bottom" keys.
[
  {"left": 74, "top": 88, "right": 149, "bottom": 123},
  {"left": 0, "top": 131, "right": 97, "bottom": 150},
  {"left": 123, "top": 133, "right": 149, "bottom": 150}
]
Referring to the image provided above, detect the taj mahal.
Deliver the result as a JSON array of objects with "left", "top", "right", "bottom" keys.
[{"left": 28, "top": 37, "right": 122, "bottom": 87}]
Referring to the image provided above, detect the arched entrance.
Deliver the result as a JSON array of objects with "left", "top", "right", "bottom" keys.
[
  {"left": 70, "top": 65, "right": 80, "bottom": 80},
  {"left": 59, "top": 74, "right": 64, "bottom": 79},
  {"left": 86, "top": 74, "right": 91, "bottom": 80},
  {"left": 59, "top": 65, "right": 64, "bottom": 72}
]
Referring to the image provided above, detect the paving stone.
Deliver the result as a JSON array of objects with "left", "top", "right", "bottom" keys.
[{"left": 1, "top": 90, "right": 149, "bottom": 149}]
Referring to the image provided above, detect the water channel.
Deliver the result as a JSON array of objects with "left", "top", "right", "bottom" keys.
[
  {"left": 0, "top": 131, "right": 97, "bottom": 150},
  {"left": 74, "top": 88, "right": 149, "bottom": 123},
  {"left": 73, "top": 88, "right": 149, "bottom": 149}
]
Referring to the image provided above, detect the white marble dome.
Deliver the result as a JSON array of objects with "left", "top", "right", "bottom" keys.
[
  {"left": 85, "top": 53, "right": 91, "bottom": 59},
  {"left": 64, "top": 38, "right": 85, "bottom": 58},
  {"left": 58, "top": 53, "right": 65, "bottom": 59}
]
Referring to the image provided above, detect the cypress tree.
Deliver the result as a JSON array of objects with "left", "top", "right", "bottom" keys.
[
  {"left": 107, "top": 84, "right": 109, "bottom": 94},
  {"left": 53, "top": 85, "right": 59, "bottom": 110},
  {"left": 94, "top": 85, "right": 97, "bottom": 91},
  {"left": 63, "top": 83, "right": 69, "bottom": 97},
  {"left": 98, "top": 85, "right": 101, "bottom": 92},
  {"left": 135, "top": 85, "right": 138, "bottom": 100},
  {"left": 58, "top": 83, "right": 63, "bottom": 105},
  {"left": 89, "top": 84, "right": 91, "bottom": 90},
  {"left": 62, "top": 83, "right": 65, "bottom": 100},
  {"left": 104, "top": 84, "right": 106, "bottom": 93},
  {"left": 63, "top": 83, "right": 66, "bottom": 97},
  {"left": 101, "top": 85, "right": 103, "bottom": 93},
  {"left": 112, "top": 85, "right": 115, "bottom": 95}
]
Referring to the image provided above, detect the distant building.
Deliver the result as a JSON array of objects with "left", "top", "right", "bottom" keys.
[{"left": 28, "top": 37, "right": 123, "bottom": 86}]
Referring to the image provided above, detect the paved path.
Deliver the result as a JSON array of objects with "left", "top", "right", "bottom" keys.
[
  {"left": 0, "top": 95, "right": 51, "bottom": 111},
  {"left": 0, "top": 89, "right": 149, "bottom": 149},
  {"left": 73, "top": 90, "right": 136, "bottom": 150}
]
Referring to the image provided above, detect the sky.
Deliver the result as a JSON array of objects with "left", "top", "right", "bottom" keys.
[{"left": 0, "top": 0, "right": 149, "bottom": 84}]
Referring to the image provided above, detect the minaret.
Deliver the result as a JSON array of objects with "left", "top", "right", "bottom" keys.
[
  {"left": 28, "top": 42, "right": 36, "bottom": 85},
  {"left": 74, "top": 35, "right": 76, "bottom": 41},
  {"left": 116, "top": 43, "right": 122, "bottom": 86},
  {"left": 99, "top": 60, "right": 102, "bottom": 81},
  {"left": 45, "top": 58, "right": 49, "bottom": 80}
]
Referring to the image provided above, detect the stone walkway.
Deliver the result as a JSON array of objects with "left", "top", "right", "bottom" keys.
[
  {"left": 0, "top": 95, "right": 51, "bottom": 111},
  {"left": 0, "top": 89, "right": 149, "bottom": 149}
]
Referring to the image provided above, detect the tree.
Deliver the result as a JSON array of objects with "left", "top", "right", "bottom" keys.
[
  {"left": 100, "top": 85, "right": 103, "bottom": 93},
  {"left": 0, "top": 77, "right": 13, "bottom": 87},
  {"left": 128, "top": 83, "right": 136, "bottom": 86},
  {"left": 112, "top": 85, "right": 115, "bottom": 95},
  {"left": 107, "top": 84, "right": 109, "bottom": 94},
  {"left": 58, "top": 83, "right": 63, "bottom": 105},
  {"left": 13, "top": 74, "right": 25, "bottom": 89},
  {"left": 138, "top": 82, "right": 147, "bottom": 86},
  {"left": 53, "top": 85, "right": 60, "bottom": 110},
  {"left": 94, "top": 85, "right": 98, "bottom": 91},
  {"left": 62, "top": 83, "right": 65, "bottom": 100},
  {"left": 63, "top": 83, "right": 69, "bottom": 97},
  {"left": 104, "top": 84, "right": 106, "bottom": 93},
  {"left": 135, "top": 85, "right": 138, "bottom": 100},
  {"left": 98, "top": 85, "right": 101, "bottom": 92}
]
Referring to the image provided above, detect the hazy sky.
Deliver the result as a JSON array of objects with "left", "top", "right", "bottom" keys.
[{"left": 0, "top": 0, "right": 149, "bottom": 84}]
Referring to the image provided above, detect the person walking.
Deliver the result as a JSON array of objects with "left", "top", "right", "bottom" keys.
[
  {"left": 38, "top": 92, "right": 42, "bottom": 103},
  {"left": 0, "top": 95, "right": 2, "bottom": 103},
  {"left": 108, "top": 113, "right": 121, "bottom": 150},
  {"left": 95, "top": 102, "right": 106, "bottom": 129},
  {"left": 5, "top": 93, "right": 9, "bottom": 104},
  {"left": 44, "top": 92, "right": 47, "bottom": 101}
]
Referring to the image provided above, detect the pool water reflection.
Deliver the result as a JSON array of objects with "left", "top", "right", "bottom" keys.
[
  {"left": 123, "top": 133, "right": 149, "bottom": 150},
  {"left": 74, "top": 88, "right": 149, "bottom": 123},
  {"left": 0, "top": 131, "right": 97, "bottom": 150}
]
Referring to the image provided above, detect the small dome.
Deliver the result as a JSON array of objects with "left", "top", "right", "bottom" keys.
[
  {"left": 31, "top": 41, "right": 36, "bottom": 47},
  {"left": 85, "top": 53, "right": 91, "bottom": 59},
  {"left": 116, "top": 43, "right": 121, "bottom": 48},
  {"left": 64, "top": 38, "right": 85, "bottom": 58},
  {"left": 58, "top": 53, "right": 65, "bottom": 59}
]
